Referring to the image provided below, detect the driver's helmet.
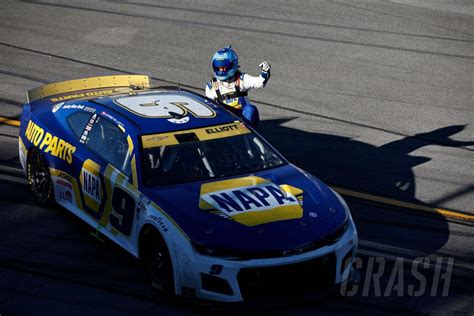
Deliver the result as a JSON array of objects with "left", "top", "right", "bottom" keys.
[{"left": 212, "top": 46, "right": 239, "bottom": 81}]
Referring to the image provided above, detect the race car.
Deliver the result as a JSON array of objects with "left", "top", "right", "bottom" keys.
[{"left": 19, "top": 75, "right": 358, "bottom": 302}]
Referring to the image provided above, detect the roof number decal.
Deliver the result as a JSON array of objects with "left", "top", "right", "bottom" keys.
[{"left": 114, "top": 95, "right": 216, "bottom": 122}]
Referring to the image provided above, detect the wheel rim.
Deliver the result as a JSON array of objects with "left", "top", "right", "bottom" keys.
[
  {"left": 30, "top": 152, "right": 52, "bottom": 201},
  {"left": 148, "top": 248, "right": 169, "bottom": 290}
]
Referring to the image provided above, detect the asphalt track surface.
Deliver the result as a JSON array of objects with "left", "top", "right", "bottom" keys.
[{"left": 0, "top": 0, "right": 473, "bottom": 315}]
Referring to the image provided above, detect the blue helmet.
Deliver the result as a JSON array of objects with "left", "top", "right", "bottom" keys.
[{"left": 212, "top": 46, "right": 239, "bottom": 81}]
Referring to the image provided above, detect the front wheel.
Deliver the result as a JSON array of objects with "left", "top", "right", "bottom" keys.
[
  {"left": 27, "top": 150, "right": 54, "bottom": 206},
  {"left": 145, "top": 234, "right": 175, "bottom": 295}
]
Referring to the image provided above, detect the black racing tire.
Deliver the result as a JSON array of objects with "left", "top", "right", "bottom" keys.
[
  {"left": 144, "top": 230, "right": 175, "bottom": 295},
  {"left": 27, "top": 149, "right": 54, "bottom": 206}
]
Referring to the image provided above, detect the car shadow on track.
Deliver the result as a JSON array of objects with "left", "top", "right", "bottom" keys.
[
  {"left": 259, "top": 118, "right": 472, "bottom": 204},
  {"left": 258, "top": 118, "right": 473, "bottom": 254}
]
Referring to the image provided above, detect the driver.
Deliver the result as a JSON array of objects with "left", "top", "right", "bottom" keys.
[
  {"left": 205, "top": 46, "right": 271, "bottom": 128},
  {"left": 98, "top": 118, "right": 129, "bottom": 167}
]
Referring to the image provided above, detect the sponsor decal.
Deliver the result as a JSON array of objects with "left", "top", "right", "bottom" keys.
[
  {"left": 199, "top": 176, "right": 304, "bottom": 226},
  {"left": 59, "top": 190, "right": 73, "bottom": 203},
  {"left": 82, "top": 169, "right": 101, "bottom": 203},
  {"left": 56, "top": 178, "right": 73, "bottom": 190},
  {"left": 55, "top": 176, "right": 74, "bottom": 204},
  {"left": 52, "top": 102, "right": 64, "bottom": 113},
  {"left": 58, "top": 171, "right": 73, "bottom": 182},
  {"left": 52, "top": 102, "right": 96, "bottom": 113},
  {"left": 167, "top": 117, "right": 190, "bottom": 124},
  {"left": 222, "top": 97, "right": 243, "bottom": 109},
  {"left": 148, "top": 215, "right": 168, "bottom": 232},
  {"left": 145, "top": 135, "right": 169, "bottom": 143},
  {"left": 101, "top": 111, "right": 124, "bottom": 128},
  {"left": 141, "top": 122, "right": 250, "bottom": 148},
  {"left": 50, "top": 89, "right": 114, "bottom": 102},
  {"left": 24, "top": 120, "right": 76, "bottom": 164},
  {"left": 136, "top": 194, "right": 149, "bottom": 222},
  {"left": 63, "top": 104, "right": 84, "bottom": 110},
  {"left": 205, "top": 124, "right": 238, "bottom": 134},
  {"left": 50, "top": 169, "right": 82, "bottom": 208},
  {"left": 80, "top": 113, "right": 98, "bottom": 144},
  {"left": 80, "top": 159, "right": 102, "bottom": 212}
]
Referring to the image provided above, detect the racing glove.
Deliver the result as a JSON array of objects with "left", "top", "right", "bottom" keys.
[
  {"left": 259, "top": 61, "right": 271, "bottom": 85},
  {"left": 259, "top": 61, "right": 271, "bottom": 72}
]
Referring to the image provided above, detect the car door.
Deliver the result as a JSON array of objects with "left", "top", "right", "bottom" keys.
[{"left": 67, "top": 110, "right": 140, "bottom": 252}]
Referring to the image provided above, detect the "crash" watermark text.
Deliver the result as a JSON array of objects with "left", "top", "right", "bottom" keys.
[{"left": 340, "top": 256, "right": 454, "bottom": 297}]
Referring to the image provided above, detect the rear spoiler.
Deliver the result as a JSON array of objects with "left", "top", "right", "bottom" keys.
[{"left": 27, "top": 74, "right": 150, "bottom": 103}]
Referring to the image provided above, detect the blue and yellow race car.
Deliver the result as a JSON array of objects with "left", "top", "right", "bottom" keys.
[{"left": 19, "top": 75, "right": 358, "bottom": 302}]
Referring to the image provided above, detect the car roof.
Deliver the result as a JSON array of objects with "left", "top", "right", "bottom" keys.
[
  {"left": 96, "top": 88, "right": 237, "bottom": 134},
  {"left": 36, "top": 87, "right": 239, "bottom": 135}
]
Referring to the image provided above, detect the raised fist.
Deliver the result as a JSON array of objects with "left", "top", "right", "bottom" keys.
[{"left": 259, "top": 61, "right": 271, "bottom": 72}]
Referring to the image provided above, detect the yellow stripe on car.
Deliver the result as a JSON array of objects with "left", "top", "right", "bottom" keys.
[
  {"left": 231, "top": 204, "right": 303, "bottom": 226},
  {"left": 141, "top": 121, "right": 250, "bottom": 148}
]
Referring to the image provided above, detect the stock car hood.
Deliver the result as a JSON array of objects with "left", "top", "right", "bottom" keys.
[{"left": 142, "top": 164, "right": 348, "bottom": 254}]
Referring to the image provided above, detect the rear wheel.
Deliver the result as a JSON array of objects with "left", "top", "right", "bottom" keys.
[
  {"left": 27, "top": 150, "right": 54, "bottom": 206},
  {"left": 144, "top": 230, "right": 175, "bottom": 295}
]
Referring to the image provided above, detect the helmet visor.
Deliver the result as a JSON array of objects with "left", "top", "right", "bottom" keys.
[{"left": 213, "top": 59, "right": 234, "bottom": 77}]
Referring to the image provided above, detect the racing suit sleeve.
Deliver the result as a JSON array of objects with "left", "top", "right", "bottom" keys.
[
  {"left": 205, "top": 81, "right": 217, "bottom": 100},
  {"left": 241, "top": 72, "right": 270, "bottom": 92}
]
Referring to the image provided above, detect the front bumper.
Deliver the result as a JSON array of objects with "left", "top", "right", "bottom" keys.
[{"left": 173, "top": 215, "right": 358, "bottom": 303}]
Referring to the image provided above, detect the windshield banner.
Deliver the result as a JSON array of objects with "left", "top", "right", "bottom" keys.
[{"left": 141, "top": 121, "right": 250, "bottom": 148}]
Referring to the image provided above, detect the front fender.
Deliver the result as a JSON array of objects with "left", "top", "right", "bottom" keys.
[{"left": 137, "top": 202, "right": 197, "bottom": 295}]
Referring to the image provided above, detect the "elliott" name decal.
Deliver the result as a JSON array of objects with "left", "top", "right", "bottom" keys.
[{"left": 205, "top": 124, "right": 238, "bottom": 134}]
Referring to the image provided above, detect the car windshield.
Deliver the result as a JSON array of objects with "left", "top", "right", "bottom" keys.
[{"left": 141, "top": 125, "right": 286, "bottom": 186}]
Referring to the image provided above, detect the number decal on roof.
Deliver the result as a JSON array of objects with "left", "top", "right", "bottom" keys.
[{"left": 114, "top": 94, "right": 216, "bottom": 118}]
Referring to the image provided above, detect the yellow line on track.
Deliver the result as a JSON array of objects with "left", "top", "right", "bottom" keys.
[
  {"left": 0, "top": 116, "right": 472, "bottom": 222},
  {"left": 332, "top": 186, "right": 474, "bottom": 222},
  {"left": 0, "top": 117, "right": 20, "bottom": 127}
]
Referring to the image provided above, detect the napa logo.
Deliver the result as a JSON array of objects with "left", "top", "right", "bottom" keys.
[
  {"left": 82, "top": 169, "right": 100, "bottom": 202},
  {"left": 80, "top": 159, "right": 102, "bottom": 213},
  {"left": 199, "top": 176, "right": 304, "bottom": 226}
]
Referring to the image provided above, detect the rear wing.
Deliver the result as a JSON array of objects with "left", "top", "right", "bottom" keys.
[{"left": 27, "top": 74, "right": 150, "bottom": 103}]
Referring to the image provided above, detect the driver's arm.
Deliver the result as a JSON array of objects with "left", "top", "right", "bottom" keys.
[
  {"left": 241, "top": 62, "right": 271, "bottom": 91},
  {"left": 241, "top": 72, "right": 270, "bottom": 91}
]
